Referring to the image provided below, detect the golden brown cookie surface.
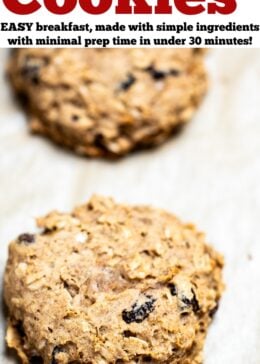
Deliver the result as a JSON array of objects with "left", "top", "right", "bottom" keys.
[
  {"left": 4, "top": 196, "right": 223, "bottom": 363},
  {"left": 8, "top": 49, "right": 208, "bottom": 157}
]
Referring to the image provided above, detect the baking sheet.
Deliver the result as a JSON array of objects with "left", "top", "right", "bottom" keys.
[{"left": 0, "top": 49, "right": 260, "bottom": 364}]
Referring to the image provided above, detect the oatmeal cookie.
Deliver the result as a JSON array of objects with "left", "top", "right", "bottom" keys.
[
  {"left": 8, "top": 49, "right": 208, "bottom": 157},
  {"left": 4, "top": 195, "right": 223, "bottom": 363}
]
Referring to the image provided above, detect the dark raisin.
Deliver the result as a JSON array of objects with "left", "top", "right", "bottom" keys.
[
  {"left": 209, "top": 303, "right": 219, "bottom": 318},
  {"left": 181, "top": 296, "right": 190, "bottom": 306},
  {"left": 180, "top": 312, "right": 190, "bottom": 317},
  {"left": 170, "top": 69, "right": 180, "bottom": 77},
  {"left": 18, "top": 233, "right": 35, "bottom": 244},
  {"left": 21, "top": 63, "right": 40, "bottom": 85},
  {"left": 119, "top": 73, "right": 136, "bottom": 91},
  {"left": 146, "top": 66, "right": 167, "bottom": 80},
  {"left": 190, "top": 289, "right": 200, "bottom": 312},
  {"left": 123, "top": 330, "right": 136, "bottom": 338},
  {"left": 168, "top": 283, "right": 177, "bottom": 296},
  {"left": 181, "top": 289, "right": 200, "bottom": 313},
  {"left": 51, "top": 346, "right": 63, "bottom": 364},
  {"left": 41, "top": 228, "right": 53, "bottom": 235},
  {"left": 122, "top": 295, "right": 156, "bottom": 324},
  {"left": 146, "top": 66, "right": 180, "bottom": 80},
  {"left": 71, "top": 115, "right": 79, "bottom": 122},
  {"left": 21, "top": 56, "right": 48, "bottom": 85}
]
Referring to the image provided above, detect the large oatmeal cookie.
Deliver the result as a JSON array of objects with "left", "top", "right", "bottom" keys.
[{"left": 4, "top": 195, "right": 223, "bottom": 363}]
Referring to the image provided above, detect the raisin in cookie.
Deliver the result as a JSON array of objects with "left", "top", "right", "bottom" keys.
[
  {"left": 8, "top": 49, "right": 208, "bottom": 158},
  {"left": 4, "top": 195, "right": 223, "bottom": 363}
]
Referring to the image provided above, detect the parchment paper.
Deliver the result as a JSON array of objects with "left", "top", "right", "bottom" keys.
[{"left": 0, "top": 49, "right": 259, "bottom": 364}]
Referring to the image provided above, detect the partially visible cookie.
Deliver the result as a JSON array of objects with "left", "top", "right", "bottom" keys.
[
  {"left": 8, "top": 49, "right": 208, "bottom": 157},
  {"left": 4, "top": 195, "right": 223, "bottom": 363}
]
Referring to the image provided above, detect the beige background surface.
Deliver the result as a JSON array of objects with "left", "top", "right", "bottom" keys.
[{"left": 0, "top": 49, "right": 260, "bottom": 363}]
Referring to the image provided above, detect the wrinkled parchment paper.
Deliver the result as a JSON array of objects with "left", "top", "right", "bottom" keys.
[{"left": 0, "top": 49, "right": 260, "bottom": 364}]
